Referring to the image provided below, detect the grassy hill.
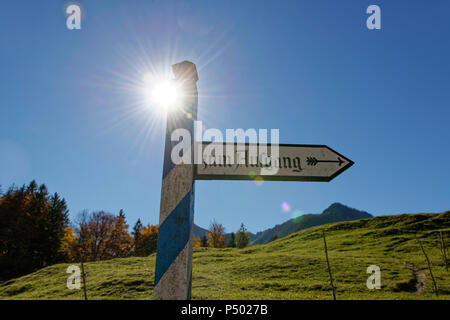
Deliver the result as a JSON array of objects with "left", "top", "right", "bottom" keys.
[
  {"left": 1, "top": 211, "right": 449, "bottom": 300},
  {"left": 252, "top": 203, "right": 372, "bottom": 244}
]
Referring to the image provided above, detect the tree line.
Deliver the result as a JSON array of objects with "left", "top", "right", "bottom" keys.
[
  {"left": 0, "top": 181, "right": 251, "bottom": 281},
  {"left": 193, "top": 222, "right": 251, "bottom": 249}
]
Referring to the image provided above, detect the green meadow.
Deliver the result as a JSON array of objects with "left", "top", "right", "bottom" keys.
[{"left": 1, "top": 211, "right": 449, "bottom": 300}]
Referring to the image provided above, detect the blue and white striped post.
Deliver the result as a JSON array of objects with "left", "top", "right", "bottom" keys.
[{"left": 154, "top": 61, "right": 198, "bottom": 300}]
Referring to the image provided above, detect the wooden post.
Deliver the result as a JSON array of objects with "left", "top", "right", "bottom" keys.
[
  {"left": 416, "top": 236, "right": 438, "bottom": 296},
  {"left": 445, "top": 232, "right": 449, "bottom": 269},
  {"left": 154, "top": 61, "right": 198, "bottom": 300},
  {"left": 322, "top": 230, "right": 336, "bottom": 300},
  {"left": 439, "top": 231, "right": 448, "bottom": 272},
  {"left": 80, "top": 259, "right": 87, "bottom": 300}
]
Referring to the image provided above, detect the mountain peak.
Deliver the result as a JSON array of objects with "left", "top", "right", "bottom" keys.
[
  {"left": 321, "top": 203, "right": 372, "bottom": 219},
  {"left": 251, "top": 203, "right": 373, "bottom": 245},
  {"left": 324, "top": 202, "right": 347, "bottom": 211}
]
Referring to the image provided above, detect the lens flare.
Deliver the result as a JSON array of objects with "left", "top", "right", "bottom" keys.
[
  {"left": 254, "top": 176, "right": 264, "bottom": 186},
  {"left": 281, "top": 202, "right": 291, "bottom": 213},
  {"left": 291, "top": 209, "right": 305, "bottom": 223},
  {"left": 93, "top": 27, "right": 235, "bottom": 161}
]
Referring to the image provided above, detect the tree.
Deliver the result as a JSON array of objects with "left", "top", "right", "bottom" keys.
[
  {"left": 131, "top": 220, "right": 159, "bottom": 256},
  {"left": 132, "top": 219, "right": 143, "bottom": 254},
  {"left": 108, "top": 210, "right": 132, "bottom": 258},
  {"left": 76, "top": 211, "right": 115, "bottom": 261},
  {"left": 135, "top": 224, "right": 158, "bottom": 256},
  {"left": 74, "top": 211, "right": 132, "bottom": 261},
  {"left": 228, "top": 232, "right": 236, "bottom": 248},
  {"left": 270, "top": 234, "right": 279, "bottom": 242},
  {"left": 201, "top": 235, "right": 208, "bottom": 247},
  {"left": 59, "top": 226, "right": 78, "bottom": 262},
  {"left": 193, "top": 236, "right": 201, "bottom": 248},
  {"left": 0, "top": 181, "right": 69, "bottom": 279},
  {"left": 206, "top": 221, "right": 225, "bottom": 248},
  {"left": 235, "top": 223, "right": 251, "bottom": 248}
]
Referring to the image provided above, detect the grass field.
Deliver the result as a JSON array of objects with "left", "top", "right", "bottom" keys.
[{"left": 1, "top": 211, "right": 449, "bottom": 300}]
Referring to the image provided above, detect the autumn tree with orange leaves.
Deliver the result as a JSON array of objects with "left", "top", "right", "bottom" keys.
[
  {"left": 109, "top": 210, "right": 133, "bottom": 258},
  {"left": 133, "top": 223, "right": 158, "bottom": 256},
  {"left": 206, "top": 221, "right": 225, "bottom": 248},
  {"left": 59, "top": 226, "right": 78, "bottom": 262},
  {"left": 193, "top": 236, "right": 202, "bottom": 248},
  {"left": 72, "top": 210, "right": 132, "bottom": 262}
]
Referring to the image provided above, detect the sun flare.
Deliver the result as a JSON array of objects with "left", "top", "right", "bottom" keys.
[{"left": 143, "top": 75, "right": 181, "bottom": 112}]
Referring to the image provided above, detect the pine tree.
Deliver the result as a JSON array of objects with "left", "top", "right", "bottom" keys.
[
  {"left": 228, "top": 232, "right": 236, "bottom": 248},
  {"left": 132, "top": 219, "right": 143, "bottom": 255},
  {"left": 236, "top": 223, "right": 251, "bottom": 248},
  {"left": 0, "top": 181, "right": 69, "bottom": 280}
]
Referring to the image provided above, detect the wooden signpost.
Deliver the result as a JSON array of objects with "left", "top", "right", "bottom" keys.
[
  {"left": 154, "top": 61, "right": 198, "bottom": 300},
  {"left": 154, "top": 61, "right": 354, "bottom": 300}
]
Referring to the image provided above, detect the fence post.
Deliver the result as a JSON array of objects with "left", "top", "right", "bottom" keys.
[
  {"left": 80, "top": 259, "right": 87, "bottom": 300},
  {"left": 438, "top": 231, "right": 448, "bottom": 272},
  {"left": 416, "top": 235, "right": 438, "bottom": 296},
  {"left": 322, "top": 230, "right": 336, "bottom": 300}
]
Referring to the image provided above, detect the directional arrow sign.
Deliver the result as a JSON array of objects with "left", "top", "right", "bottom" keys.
[{"left": 194, "top": 142, "right": 354, "bottom": 182}]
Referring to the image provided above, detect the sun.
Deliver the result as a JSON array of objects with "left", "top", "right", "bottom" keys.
[
  {"left": 142, "top": 75, "right": 181, "bottom": 112},
  {"left": 152, "top": 81, "right": 179, "bottom": 107}
]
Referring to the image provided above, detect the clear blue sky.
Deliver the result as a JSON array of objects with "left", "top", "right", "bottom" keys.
[{"left": 1, "top": 1, "right": 449, "bottom": 233}]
